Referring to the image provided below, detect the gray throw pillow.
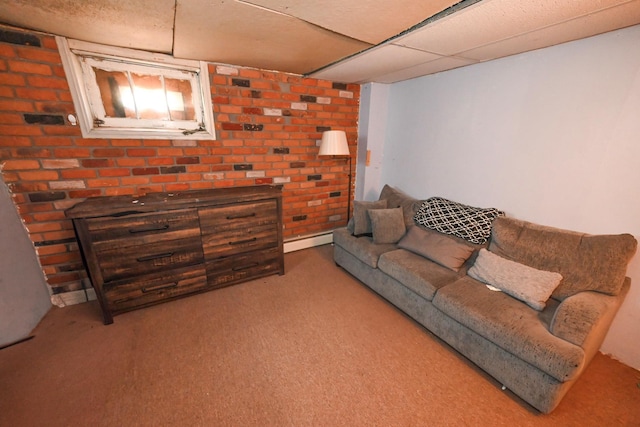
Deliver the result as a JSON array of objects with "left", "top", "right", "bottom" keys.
[
  {"left": 368, "top": 207, "right": 406, "bottom": 244},
  {"left": 468, "top": 249, "right": 563, "bottom": 311},
  {"left": 353, "top": 199, "right": 387, "bottom": 235},
  {"left": 397, "top": 226, "right": 476, "bottom": 271}
]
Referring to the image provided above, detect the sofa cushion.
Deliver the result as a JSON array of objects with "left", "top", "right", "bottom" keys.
[
  {"left": 378, "top": 249, "right": 460, "bottom": 301},
  {"left": 468, "top": 249, "right": 563, "bottom": 311},
  {"left": 369, "top": 207, "right": 406, "bottom": 244},
  {"left": 398, "top": 226, "right": 477, "bottom": 272},
  {"left": 352, "top": 199, "right": 387, "bottom": 236},
  {"left": 414, "top": 197, "right": 504, "bottom": 244},
  {"left": 432, "top": 276, "right": 585, "bottom": 382},
  {"left": 378, "top": 184, "right": 423, "bottom": 228},
  {"left": 332, "top": 227, "right": 396, "bottom": 268},
  {"left": 489, "top": 217, "right": 638, "bottom": 300}
]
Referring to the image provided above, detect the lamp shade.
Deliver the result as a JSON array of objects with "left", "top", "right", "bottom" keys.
[{"left": 319, "top": 130, "right": 349, "bottom": 156}]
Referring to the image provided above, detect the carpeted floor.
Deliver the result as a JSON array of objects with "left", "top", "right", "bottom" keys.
[{"left": 1, "top": 244, "right": 639, "bottom": 426}]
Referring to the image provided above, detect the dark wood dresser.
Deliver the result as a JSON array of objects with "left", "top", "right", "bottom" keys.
[{"left": 66, "top": 186, "right": 284, "bottom": 324}]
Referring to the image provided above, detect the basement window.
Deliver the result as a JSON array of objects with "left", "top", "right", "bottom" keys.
[{"left": 56, "top": 37, "right": 215, "bottom": 140}]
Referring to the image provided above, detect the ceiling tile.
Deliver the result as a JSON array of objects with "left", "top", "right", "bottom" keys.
[
  {"left": 0, "top": 0, "right": 175, "bottom": 53},
  {"left": 174, "top": 0, "right": 371, "bottom": 74},
  {"left": 460, "top": 1, "right": 640, "bottom": 61},
  {"left": 395, "top": 0, "right": 635, "bottom": 55},
  {"left": 309, "top": 44, "right": 442, "bottom": 83},
  {"left": 372, "top": 56, "right": 478, "bottom": 84},
  {"left": 236, "top": 0, "right": 459, "bottom": 44}
]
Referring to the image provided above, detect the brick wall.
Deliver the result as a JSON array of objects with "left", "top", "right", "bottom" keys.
[{"left": 0, "top": 26, "right": 359, "bottom": 298}]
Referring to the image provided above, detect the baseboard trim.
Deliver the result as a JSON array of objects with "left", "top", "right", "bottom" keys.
[
  {"left": 284, "top": 231, "right": 334, "bottom": 253},
  {"left": 50, "top": 282, "right": 96, "bottom": 307}
]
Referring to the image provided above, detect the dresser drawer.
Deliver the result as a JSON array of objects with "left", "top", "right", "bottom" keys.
[
  {"left": 205, "top": 247, "right": 282, "bottom": 289},
  {"left": 85, "top": 209, "right": 200, "bottom": 247},
  {"left": 201, "top": 224, "right": 278, "bottom": 259},
  {"left": 96, "top": 238, "right": 204, "bottom": 282},
  {"left": 199, "top": 200, "right": 278, "bottom": 233},
  {"left": 104, "top": 265, "right": 208, "bottom": 313}
]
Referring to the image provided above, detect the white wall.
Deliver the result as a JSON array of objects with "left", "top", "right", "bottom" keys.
[
  {"left": 368, "top": 25, "right": 640, "bottom": 369},
  {"left": 0, "top": 177, "right": 51, "bottom": 347},
  {"left": 356, "top": 83, "right": 390, "bottom": 201}
]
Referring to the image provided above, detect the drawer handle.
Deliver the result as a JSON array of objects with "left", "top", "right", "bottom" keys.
[
  {"left": 141, "top": 282, "right": 178, "bottom": 293},
  {"left": 226, "top": 212, "right": 256, "bottom": 220},
  {"left": 232, "top": 263, "right": 259, "bottom": 271},
  {"left": 129, "top": 224, "right": 170, "bottom": 234},
  {"left": 136, "top": 252, "right": 174, "bottom": 262},
  {"left": 229, "top": 237, "right": 257, "bottom": 246},
  {"left": 110, "top": 210, "right": 145, "bottom": 217}
]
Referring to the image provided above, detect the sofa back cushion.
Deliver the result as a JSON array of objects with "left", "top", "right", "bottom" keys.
[
  {"left": 489, "top": 217, "right": 637, "bottom": 300},
  {"left": 398, "top": 225, "right": 478, "bottom": 271},
  {"left": 378, "top": 184, "right": 422, "bottom": 229}
]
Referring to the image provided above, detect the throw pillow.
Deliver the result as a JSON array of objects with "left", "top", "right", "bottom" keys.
[
  {"left": 467, "top": 249, "right": 563, "bottom": 311},
  {"left": 414, "top": 197, "right": 504, "bottom": 244},
  {"left": 368, "top": 207, "right": 406, "bottom": 244},
  {"left": 397, "top": 226, "right": 476, "bottom": 271},
  {"left": 378, "top": 184, "right": 422, "bottom": 227},
  {"left": 352, "top": 200, "right": 387, "bottom": 236}
]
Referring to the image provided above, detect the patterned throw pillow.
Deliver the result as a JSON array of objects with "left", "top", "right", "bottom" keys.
[{"left": 414, "top": 197, "right": 504, "bottom": 244}]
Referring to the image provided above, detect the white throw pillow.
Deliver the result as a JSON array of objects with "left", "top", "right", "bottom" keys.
[{"left": 468, "top": 249, "right": 563, "bottom": 311}]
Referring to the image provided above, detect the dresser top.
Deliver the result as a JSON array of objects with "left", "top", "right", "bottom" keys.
[{"left": 65, "top": 185, "right": 282, "bottom": 219}]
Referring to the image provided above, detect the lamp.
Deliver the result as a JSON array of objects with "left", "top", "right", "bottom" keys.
[
  {"left": 319, "top": 130, "right": 352, "bottom": 221},
  {"left": 319, "top": 130, "right": 350, "bottom": 156}
]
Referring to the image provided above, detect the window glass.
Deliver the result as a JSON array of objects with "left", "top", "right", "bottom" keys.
[{"left": 56, "top": 37, "right": 215, "bottom": 140}]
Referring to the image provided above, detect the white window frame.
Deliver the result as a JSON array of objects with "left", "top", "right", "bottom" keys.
[{"left": 56, "top": 37, "right": 215, "bottom": 140}]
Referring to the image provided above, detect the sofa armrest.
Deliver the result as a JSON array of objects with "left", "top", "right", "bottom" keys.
[{"left": 550, "top": 278, "right": 630, "bottom": 349}]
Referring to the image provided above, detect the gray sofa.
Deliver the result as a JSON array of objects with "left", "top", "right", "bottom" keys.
[{"left": 333, "top": 185, "right": 637, "bottom": 413}]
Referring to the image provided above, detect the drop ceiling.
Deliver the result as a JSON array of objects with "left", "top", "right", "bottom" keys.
[{"left": 1, "top": 0, "right": 639, "bottom": 84}]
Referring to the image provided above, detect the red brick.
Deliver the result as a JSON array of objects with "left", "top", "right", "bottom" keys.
[
  {"left": 157, "top": 148, "right": 184, "bottom": 156},
  {"left": 69, "top": 189, "right": 102, "bottom": 198},
  {"left": 121, "top": 177, "right": 150, "bottom": 186},
  {"left": 99, "top": 168, "right": 130, "bottom": 177},
  {"left": 0, "top": 86, "right": 13, "bottom": 97},
  {"left": 81, "top": 159, "right": 112, "bottom": 168},
  {"left": 61, "top": 169, "right": 97, "bottom": 179},
  {"left": 31, "top": 136, "right": 72, "bottom": 147},
  {"left": 26, "top": 75, "right": 68, "bottom": 89},
  {"left": 35, "top": 243, "right": 68, "bottom": 255},
  {"left": 19, "top": 170, "right": 59, "bottom": 181},
  {"left": 15, "top": 87, "right": 58, "bottom": 101},
  {"left": 8, "top": 61, "right": 52, "bottom": 75},
  {"left": 116, "top": 158, "right": 146, "bottom": 167},
  {"left": 93, "top": 148, "right": 125, "bottom": 157},
  {"left": 105, "top": 187, "right": 136, "bottom": 196},
  {"left": 1, "top": 159, "right": 40, "bottom": 170},
  {"left": 0, "top": 99, "right": 34, "bottom": 112},
  {"left": 165, "top": 183, "right": 190, "bottom": 192},
  {"left": 46, "top": 272, "right": 82, "bottom": 285},
  {"left": 151, "top": 175, "right": 177, "bottom": 183},
  {"left": 54, "top": 148, "right": 90, "bottom": 158},
  {"left": 127, "top": 148, "right": 157, "bottom": 157},
  {"left": 148, "top": 157, "right": 174, "bottom": 166},
  {"left": 16, "top": 47, "right": 61, "bottom": 63},
  {"left": 132, "top": 167, "right": 159, "bottom": 175},
  {"left": 41, "top": 126, "right": 81, "bottom": 136},
  {"left": 26, "top": 222, "right": 63, "bottom": 234},
  {"left": 0, "top": 73, "right": 26, "bottom": 86},
  {"left": 87, "top": 178, "right": 119, "bottom": 187},
  {"left": 176, "top": 156, "right": 200, "bottom": 164}
]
